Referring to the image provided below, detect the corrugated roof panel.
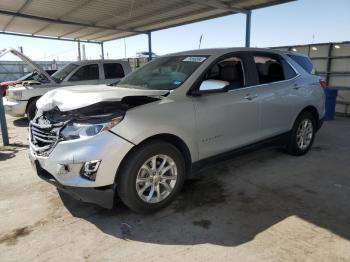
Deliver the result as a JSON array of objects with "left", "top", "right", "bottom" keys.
[
  {"left": 137, "top": 9, "right": 224, "bottom": 32},
  {"left": 126, "top": 6, "right": 211, "bottom": 30},
  {"left": 0, "top": 0, "right": 27, "bottom": 12},
  {"left": 6, "top": 17, "right": 49, "bottom": 34},
  {"left": 83, "top": 29, "right": 120, "bottom": 41},
  {"left": 36, "top": 23, "right": 82, "bottom": 37},
  {"left": 0, "top": 14, "right": 13, "bottom": 31},
  {"left": 64, "top": 0, "right": 133, "bottom": 23},
  {"left": 24, "top": 0, "right": 83, "bottom": 19}
]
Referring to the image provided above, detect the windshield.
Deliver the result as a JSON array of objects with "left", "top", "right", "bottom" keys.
[
  {"left": 51, "top": 63, "right": 79, "bottom": 82},
  {"left": 118, "top": 55, "right": 208, "bottom": 90}
]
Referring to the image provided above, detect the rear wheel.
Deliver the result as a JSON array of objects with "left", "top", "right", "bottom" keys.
[
  {"left": 117, "top": 140, "right": 185, "bottom": 213},
  {"left": 286, "top": 111, "right": 316, "bottom": 156},
  {"left": 26, "top": 98, "right": 39, "bottom": 121}
]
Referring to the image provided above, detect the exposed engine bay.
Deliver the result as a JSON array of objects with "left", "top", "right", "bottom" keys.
[
  {"left": 37, "top": 95, "right": 161, "bottom": 123},
  {"left": 30, "top": 95, "right": 162, "bottom": 156}
]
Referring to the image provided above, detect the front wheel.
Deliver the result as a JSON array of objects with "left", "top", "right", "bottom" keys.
[
  {"left": 286, "top": 111, "right": 316, "bottom": 156},
  {"left": 116, "top": 140, "right": 186, "bottom": 213}
]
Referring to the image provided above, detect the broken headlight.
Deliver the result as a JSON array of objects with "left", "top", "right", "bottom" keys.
[{"left": 60, "top": 116, "right": 123, "bottom": 141}]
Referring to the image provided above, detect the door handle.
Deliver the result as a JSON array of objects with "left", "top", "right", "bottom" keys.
[{"left": 244, "top": 94, "right": 258, "bottom": 100}]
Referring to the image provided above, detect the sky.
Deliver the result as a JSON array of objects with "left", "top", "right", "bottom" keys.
[{"left": 0, "top": 0, "right": 349, "bottom": 61}]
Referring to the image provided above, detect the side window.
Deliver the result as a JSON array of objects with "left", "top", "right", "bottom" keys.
[
  {"left": 204, "top": 56, "right": 244, "bottom": 90},
  {"left": 103, "top": 63, "right": 125, "bottom": 79},
  {"left": 287, "top": 54, "right": 314, "bottom": 74},
  {"left": 254, "top": 56, "right": 285, "bottom": 84},
  {"left": 69, "top": 64, "right": 99, "bottom": 81}
]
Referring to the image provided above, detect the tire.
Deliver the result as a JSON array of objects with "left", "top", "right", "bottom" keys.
[
  {"left": 117, "top": 140, "right": 186, "bottom": 213},
  {"left": 286, "top": 111, "right": 316, "bottom": 156},
  {"left": 26, "top": 98, "right": 38, "bottom": 121}
]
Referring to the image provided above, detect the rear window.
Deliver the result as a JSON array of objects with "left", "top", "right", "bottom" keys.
[
  {"left": 103, "top": 63, "right": 125, "bottom": 79},
  {"left": 287, "top": 54, "right": 314, "bottom": 74}
]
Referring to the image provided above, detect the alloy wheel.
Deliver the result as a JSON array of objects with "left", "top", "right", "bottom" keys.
[
  {"left": 136, "top": 154, "right": 177, "bottom": 203},
  {"left": 296, "top": 118, "right": 314, "bottom": 150}
]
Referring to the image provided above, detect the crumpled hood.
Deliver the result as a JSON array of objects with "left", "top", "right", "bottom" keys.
[{"left": 36, "top": 84, "right": 169, "bottom": 112}]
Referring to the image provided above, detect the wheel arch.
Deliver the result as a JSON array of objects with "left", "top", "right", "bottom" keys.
[
  {"left": 116, "top": 133, "right": 193, "bottom": 183},
  {"left": 295, "top": 105, "right": 321, "bottom": 130},
  {"left": 25, "top": 95, "right": 41, "bottom": 113}
]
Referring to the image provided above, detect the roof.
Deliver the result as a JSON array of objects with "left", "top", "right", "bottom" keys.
[
  {"left": 167, "top": 47, "right": 300, "bottom": 56},
  {"left": 0, "top": 0, "right": 294, "bottom": 43},
  {"left": 67, "top": 59, "right": 129, "bottom": 65}
]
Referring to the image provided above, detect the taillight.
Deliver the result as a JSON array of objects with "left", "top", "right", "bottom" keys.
[{"left": 319, "top": 79, "right": 327, "bottom": 89}]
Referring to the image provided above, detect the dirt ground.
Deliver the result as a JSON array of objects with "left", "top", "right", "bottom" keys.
[{"left": 1, "top": 115, "right": 350, "bottom": 262}]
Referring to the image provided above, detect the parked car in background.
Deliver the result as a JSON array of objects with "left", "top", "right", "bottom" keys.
[
  {"left": 0, "top": 69, "right": 57, "bottom": 97},
  {"left": 29, "top": 48, "right": 325, "bottom": 213},
  {"left": 1, "top": 49, "right": 131, "bottom": 120}
]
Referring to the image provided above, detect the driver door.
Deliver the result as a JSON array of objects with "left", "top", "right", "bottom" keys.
[{"left": 193, "top": 54, "right": 261, "bottom": 160}]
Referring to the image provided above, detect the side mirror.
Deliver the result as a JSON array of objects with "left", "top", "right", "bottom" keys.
[
  {"left": 199, "top": 79, "right": 229, "bottom": 92},
  {"left": 191, "top": 80, "right": 229, "bottom": 96}
]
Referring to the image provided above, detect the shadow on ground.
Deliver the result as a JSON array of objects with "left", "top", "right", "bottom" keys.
[
  {"left": 0, "top": 143, "right": 28, "bottom": 161},
  {"left": 60, "top": 135, "right": 350, "bottom": 246},
  {"left": 13, "top": 118, "right": 29, "bottom": 127}
]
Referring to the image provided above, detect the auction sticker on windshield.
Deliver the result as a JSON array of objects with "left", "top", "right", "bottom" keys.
[{"left": 183, "top": 57, "right": 207, "bottom": 62}]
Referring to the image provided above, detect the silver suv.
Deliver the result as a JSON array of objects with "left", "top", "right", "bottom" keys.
[{"left": 28, "top": 48, "right": 325, "bottom": 213}]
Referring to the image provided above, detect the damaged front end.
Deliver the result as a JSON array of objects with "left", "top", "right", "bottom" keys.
[
  {"left": 29, "top": 96, "right": 160, "bottom": 157},
  {"left": 29, "top": 95, "right": 163, "bottom": 208}
]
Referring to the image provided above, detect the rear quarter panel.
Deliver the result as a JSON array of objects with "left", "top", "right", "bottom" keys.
[
  {"left": 282, "top": 54, "right": 325, "bottom": 128},
  {"left": 289, "top": 74, "right": 325, "bottom": 129}
]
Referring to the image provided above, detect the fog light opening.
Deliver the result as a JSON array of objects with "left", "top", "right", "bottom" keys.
[{"left": 80, "top": 160, "right": 101, "bottom": 181}]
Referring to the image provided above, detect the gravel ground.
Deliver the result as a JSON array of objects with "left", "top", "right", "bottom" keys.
[{"left": 1, "top": 115, "right": 350, "bottom": 262}]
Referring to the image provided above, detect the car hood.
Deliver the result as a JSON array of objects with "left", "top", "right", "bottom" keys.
[
  {"left": 0, "top": 48, "right": 55, "bottom": 84},
  {"left": 36, "top": 84, "right": 169, "bottom": 112}
]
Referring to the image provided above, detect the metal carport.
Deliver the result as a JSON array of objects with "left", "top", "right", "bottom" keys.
[
  {"left": 0, "top": 0, "right": 294, "bottom": 145},
  {"left": 0, "top": 0, "right": 294, "bottom": 60}
]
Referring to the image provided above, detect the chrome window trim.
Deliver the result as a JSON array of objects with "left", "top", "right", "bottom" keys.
[{"left": 228, "top": 73, "right": 301, "bottom": 93}]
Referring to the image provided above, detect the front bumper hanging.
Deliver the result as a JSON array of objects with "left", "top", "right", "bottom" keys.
[{"left": 34, "top": 160, "right": 115, "bottom": 209}]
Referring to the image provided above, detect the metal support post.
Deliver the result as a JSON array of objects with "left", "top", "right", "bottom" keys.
[
  {"left": 245, "top": 11, "right": 252, "bottom": 47},
  {"left": 0, "top": 91, "right": 9, "bottom": 146},
  {"left": 147, "top": 32, "right": 152, "bottom": 61},
  {"left": 101, "top": 42, "right": 104, "bottom": 60}
]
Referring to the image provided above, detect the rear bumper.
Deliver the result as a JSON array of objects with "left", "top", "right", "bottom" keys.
[
  {"left": 34, "top": 160, "right": 115, "bottom": 208},
  {"left": 3, "top": 97, "right": 27, "bottom": 116}
]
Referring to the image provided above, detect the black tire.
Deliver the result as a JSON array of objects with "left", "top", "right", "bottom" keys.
[
  {"left": 286, "top": 111, "right": 316, "bottom": 156},
  {"left": 26, "top": 98, "right": 39, "bottom": 121},
  {"left": 116, "top": 140, "right": 186, "bottom": 213}
]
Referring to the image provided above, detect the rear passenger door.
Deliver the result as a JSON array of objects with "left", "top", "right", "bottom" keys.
[
  {"left": 66, "top": 64, "right": 101, "bottom": 85},
  {"left": 251, "top": 52, "right": 301, "bottom": 139},
  {"left": 102, "top": 63, "right": 125, "bottom": 84}
]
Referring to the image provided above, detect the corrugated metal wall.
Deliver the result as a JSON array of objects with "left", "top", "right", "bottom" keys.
[
  {"left": 274, "top": 42, "right": 350, "bottom": 114},
  {"left": 0, "top": 61, "right": 69, "bottom": 82}
]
